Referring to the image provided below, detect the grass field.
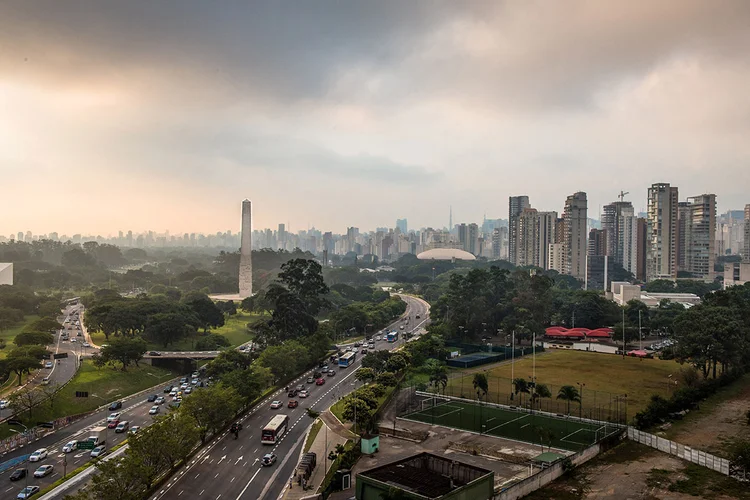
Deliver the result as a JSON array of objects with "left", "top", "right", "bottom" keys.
[
  {"left": 403, "top": 398, "right": 619, "bottom": 452},
  {"left": 0, "top": 359, "right": 177, "bottom": 439},
  {"left": 443, "top": 350, "right": 681, "bottom": 416},
  {"left": 89, "top": 312, "right": 258, "bottom": 351},
  {"left": 0, "top": 315, "right": 40, "bottom": 359}
]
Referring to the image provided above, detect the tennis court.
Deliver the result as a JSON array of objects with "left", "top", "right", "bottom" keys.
[{"left": 402, "top": 397, "right": 619, "bottom": 452}]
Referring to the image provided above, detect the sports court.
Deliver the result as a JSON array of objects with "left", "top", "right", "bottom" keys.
[{"left": 401, "top": 397, "right": 620, "bottom": 452}]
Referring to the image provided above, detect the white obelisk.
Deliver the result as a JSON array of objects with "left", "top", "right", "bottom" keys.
[{"left": 239, "top": 199, "right": 253, "bottom": 298}]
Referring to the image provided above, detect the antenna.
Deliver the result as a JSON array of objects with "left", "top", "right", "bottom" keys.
[{"left": 618, "top": 191, "right": 629, "bottom": 202}]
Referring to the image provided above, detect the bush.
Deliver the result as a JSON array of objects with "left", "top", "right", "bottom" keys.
[{"left": 195, "top": 334, "right": 231, "bottom": 351}]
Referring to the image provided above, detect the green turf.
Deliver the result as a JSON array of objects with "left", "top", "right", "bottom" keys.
[{"left": 403, "top": 399, "right": 619, "bottom": 452}]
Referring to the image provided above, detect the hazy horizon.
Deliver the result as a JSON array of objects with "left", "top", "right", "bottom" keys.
[{"left": 2, "top": 1, "right": 749, "bottom": 236}]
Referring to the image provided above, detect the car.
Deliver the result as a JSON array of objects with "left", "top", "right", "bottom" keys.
[
  {"left": 108, "top": 401, "right": 122, "bottom": 411},
  {"left": 62, "top": 440, "right": 78, "bottom": 453},
  {"left": 345, "top": 347, "right": 352, "bottom": 352},
  {"left": 155, "top": 396, "right": 165, "bottom": 404},
  {"left": 180, "top": 377, "right": 187, "bottom": 384},
  {"left": 327, "top": 370, "right": 336, "bottom": 377},
  {"left": 44, "top": 361, "right": 53, "bottom": 369},
  {"left": 129, "top": 426, "right": 141, "bottom": 435},
  {"left": 148, "top": 351, "right": 161, "bottom": 356},
  {"left": 9, "top": 468, "right": 27, "bottom": 481},
  {"left": 184, "top": 387, "right": 192, "bottom": 394},
  {"left": 82, "top": 342, "right": 91, "bottom": 347},
  {"left": 352, "top": 347, "right": 358, "bottom": 353},
  {"left": 163, "top": 385, "right": 174, "bottom": 393},
  {"left": 0, "top": 399, "right": 8, "bottom": 409},
  {"left": 115, "top": 421, "right": 129, "bottom": 433},
  {"left": 149, "top": 405, "right": 160, "bottom": 415},
  {"left": 260, "top": 453, "right": 277, "bottom": 466},
  {"left": 376, "top": 335, "right": 382, "bottom": 341},
  {"left": 107, "top": 419, "right": 120, "bottom": 429},
  {"left": 298, "top": 390, "right": 309, "bottom": 398},
  {"left": 399, "top": 325, "right": 405, "bottom": 330},
  {"left": 307, "top": 376, "right": 315, "bottom": 384},
  {"left": 361, "top": 349, "right": 368, "bottom": 355},
  {"left": 288, "top": 400, "right": 299, "bottom": 408},
  {"left": 191, "top": 378, "right": 199, "bottom": 385},
  {"left": 147, "top": 394, "right": 158, "bottom": 402},
  {"left": 107, "top": 412, "right": 121, "bottom": 422},
  {"left": 17, "top": 486, "right": 40, "bottom": 499},
  {"left": 287, "top": 389, "right": 298, "bottom": 397},
  {"left": 180, "top": 383, "right": 188, "bottom": 390},
  {"left": 70, "top": 338, "right": 77, "bottom": 342},
  {"left": 270, "top": 400, "right": 283, "bottom": 409},
  {"left": 316, "top": 378, "right": 325, "bottom": 386},
  {"left": 29, "top": 448, "right": 48, "bottom": 462},
  {"left": 192, "top": 371, "right": 200, "bottom": 378},
  {"left": 296, "top": 384, "right": 305, "bottom": 392},
  {"left": 354, "top": 342, "right": 362, "bottom": 347},
  {"left": 321, "top": 365, "right": 329, "bottom": 372},
  {"left": 416, "top": 314, "right": 421, "bottom": 319},
  {"left": 33, "top": 465, "right": 54, "bottom": 478},
  {"left": 90, "top": 445, "right": 106, "bottom": 458}
]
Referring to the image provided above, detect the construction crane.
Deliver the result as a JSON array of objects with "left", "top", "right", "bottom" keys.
[{"left": 618, "top": 190, "right": 629, "bottom": 202}]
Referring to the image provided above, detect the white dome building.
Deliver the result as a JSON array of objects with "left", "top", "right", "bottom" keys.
[{"left": 416, "top": 248, "right": 476, "bottom": 261}]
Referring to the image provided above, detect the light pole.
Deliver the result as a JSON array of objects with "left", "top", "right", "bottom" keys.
[
  {"left": 576, "top": 382, "right": 585, "bottom": 419},
  {"left": 9, "top": 423, "right": 29, "bottom": 490}
]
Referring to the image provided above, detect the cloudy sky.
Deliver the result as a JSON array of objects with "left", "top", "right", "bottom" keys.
[{"left": 2, "top": 1, "right": 749, "bottom": 236}]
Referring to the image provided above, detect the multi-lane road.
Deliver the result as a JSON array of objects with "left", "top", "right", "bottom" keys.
[{"left": 151, "top": 294, "right": 430, "bottom": 500}]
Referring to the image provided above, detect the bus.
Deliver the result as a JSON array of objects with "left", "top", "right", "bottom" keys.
[
  {"left": 261, "top": 415, "right": 289, "bottom": 445},
  {"left": 338, "top": 351, "right": 356, "bottom": 368},
  {"left": 387, "top": 331, "right": 399, "bottom": 342}
]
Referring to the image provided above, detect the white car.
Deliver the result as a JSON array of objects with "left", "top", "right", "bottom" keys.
[
  {"left": 298, "top": 390, "right": 309, "bottom": 398},
  {"left": 82, "top": 342, "right": 91, "bottom": 347},
  {"left": 90, "top": 445, "right": 106, "bottom": 458},
  {"left": 184, "top": 387, "right": 192, "bottom": 394},
  {"left": 33, "top": 464, "right": 54, "bottom": 478},
  {"left": 149, "top": 405, "right": 160, "bottom": 415},
  {"left": 70, "top": 338, "right": 77, "bottom": 342},
  {"left": 29, "top": 448, "right": 48, "bottom": 462},
  {"left": 62, "top": 440, "right": 78, "bottom": 453},
  {"left": 270, "top": 400, "right": 283, "bottom": 409},
  {"left": 376, "top": 335, "right": 382, "bottom": 341},
  {"left": 107, "top": 412, "right": 121, "bottom": 423},
  {"left": 0, "top": 399, "right": 8, "bottom": 409}
]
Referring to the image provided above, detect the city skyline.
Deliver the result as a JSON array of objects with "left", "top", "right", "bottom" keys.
[{"left": 2, "top": 1, "right": 750, "bottom": 235}]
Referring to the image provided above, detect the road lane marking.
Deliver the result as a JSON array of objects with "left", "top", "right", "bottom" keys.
[{"left": 235, "top": 467, "right": 261, "bottom": 500}]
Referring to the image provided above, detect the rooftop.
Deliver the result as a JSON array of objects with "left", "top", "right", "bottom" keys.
[
  {"left": 358, "top": 452, "right": 492, "bottom": 499},
  {"left": 416, "top": 248, "right": 476, "bottom": 261}
]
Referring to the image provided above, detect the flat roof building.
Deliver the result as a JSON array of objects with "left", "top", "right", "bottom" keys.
[
  {"left": 356, "top": 452, "right": 494, "bottom": 500},
  {"left": 0, "top": 263, "right": 13, "bottom": 286}
]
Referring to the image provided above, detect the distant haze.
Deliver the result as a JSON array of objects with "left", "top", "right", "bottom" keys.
[{"left": 1, "top": 1, "right": 749, "bottom": 235}]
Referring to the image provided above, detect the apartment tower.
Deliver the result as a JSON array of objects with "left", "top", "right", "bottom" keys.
[
  {"left": 646, "top": 183, "right": 679, "bottom": 281},
  {"left": 563, "top": 192, "right": 588, "bottom": 280},
  {"left": 508, "top": 196, "right": 531, "bottom": 265}
]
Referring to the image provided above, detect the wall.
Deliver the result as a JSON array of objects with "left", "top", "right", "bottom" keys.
[{"left": 627, "top": 427, "right": 730, "bottom": 475}]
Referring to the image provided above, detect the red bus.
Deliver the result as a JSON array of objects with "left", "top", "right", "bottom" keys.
[{"left": 261, "top": 414, "right": 289, "bottom": 444}]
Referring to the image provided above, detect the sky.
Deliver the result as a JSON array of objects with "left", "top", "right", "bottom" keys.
[{"left": 1, "top": 1, "right": 749, "bottom": 236}]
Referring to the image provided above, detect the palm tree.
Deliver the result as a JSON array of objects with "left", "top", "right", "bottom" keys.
[
  {"left": 532, "top": 383, "right": 552, "bottom": 409},
  {"left": 512, "top": 378, "right": 529, "bottom": 406},
  {"left": 557, "top": 385, "right": 581, "bottom": 415},
  {"left": 473, "top": 373, "right": 489, "bottom": 402},
  {"left": 429, "top": 366, "right": 448, "bottom": 396}
]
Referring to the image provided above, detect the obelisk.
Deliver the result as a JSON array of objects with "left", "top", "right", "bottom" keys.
[{"left": 239, "top": 199, "right": 253, "bottom": 298}]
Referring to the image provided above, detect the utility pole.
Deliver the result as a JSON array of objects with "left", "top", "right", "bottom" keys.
[
  {"left": 511, "top": 330, "right": 515, "bottom": 400},
  {"left": 621, "top": 307, "right": 626, "bottom": 359},
  {"left": 638, "top": 310, "right": 642, "bottom": 351}
]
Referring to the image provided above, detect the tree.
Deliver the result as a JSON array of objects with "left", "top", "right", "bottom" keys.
[
  {"left": 37, "top": 300, "right": 62, "bottom": 319},
  {"left": 385, "top": 354, "right": 408, "bottom": 373},
  {"left": 276, "top": 258, "right": 330, "bottom": 316},
  {"left": 257, "top": 341, "right": 309, "bottom": 382},
  {"left": 361, "top": 350, "right": 391, "bottom": 373},
  {"left": 375, "top": 371, "right": 397, "bottom": 387},
  {"left": 355, "top": 367, "right": 376, "bottom": 384},
  {"left": 220, "top": 365, "right": 272, "bottom": 404},
  {"left": 8, "top": 386, "right": 44, "bottom": 419},
  {"left": 425, "top": 359, "right": 448, "bottom": 395},
  {"left": 145, "top": 313, "right": 195, "bottom": 348},
  {"left": 179, "top": 385, "right": 241, "bottom": 443},
  {"left": 557, "top": 385, "right": 581, "bottom": 415},
  {"left": 512, "top": 378, "right": 530, "bottom": 406},
  {"left": 342, "top": 397, "right": 374, "bottom": 433},
  {"left": 68, "top": 454, "right": 148, "bottom": 500},
  {"left": 39, "top": 383, "right": 62, "bottom": 412},
  {"left": 532, "top": 383, "right": 552, "bottom": 408},
  {"left": 99, "top": 337, "right": 148, "bottom": 371},
  {"left": 24, "top": 317, "right": 63, "bottom": 332},
  {"left": 473, "top": 373, "right": 489, "bottom": 402},
  {"left": 182, "top": 292, "right": 225, "bottom": 332},
  {"left": 7, "top": 346, "right": 47, "bottom": 385},
  {"left": 195, "top": 333, "right": 231, "bottom": 351},
  {"left": 13, "top": 331, "right": 53, "bottom": 347}
]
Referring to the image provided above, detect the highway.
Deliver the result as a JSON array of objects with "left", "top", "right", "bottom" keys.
[
  {"left": 151, "top": 294, "right": 430, "bottom": 500},
  {"left": 0, "top": 303, "right": 94, "bottom": 421}
]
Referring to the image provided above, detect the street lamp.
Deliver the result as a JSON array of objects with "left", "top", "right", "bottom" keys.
[
  {"left": 8, "top": 423, "right": 30, "bottom": 490},
  {"left": 576, "top": 382, "right": 585, "bottom": 419}
]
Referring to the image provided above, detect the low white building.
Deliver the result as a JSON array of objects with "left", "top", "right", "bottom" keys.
[
  {"left": 609, "top": 280, "right": 700, "bottom": 308},
  {"left": 0, "top": 263, "right": 13, "bottom": 285},
  {"left": 724, "top": 262, "right": 750, "bottom": 289}
]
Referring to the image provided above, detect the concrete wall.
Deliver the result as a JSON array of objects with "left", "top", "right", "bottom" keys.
[
  {"left": 0, "top": 263, "right": 13, "bottom": 285},
  {"left": 627, "top": 427, "right": 730, "bottom": 475}
]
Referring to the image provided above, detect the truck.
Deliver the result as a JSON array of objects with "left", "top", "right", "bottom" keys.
[{"left": 88, "top": 426, "right": 106, "bottom": 446}]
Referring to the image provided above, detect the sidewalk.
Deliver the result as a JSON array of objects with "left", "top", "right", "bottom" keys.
[{"left": 282, "top": 411, "right": 352, "bottom": 500}]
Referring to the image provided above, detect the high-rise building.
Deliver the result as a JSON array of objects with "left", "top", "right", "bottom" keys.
[
  {"left": 646, "top": 183, "right": 679, "bottom": 281},
  {"left": 278, "top": 223, "right": 286, "bottom": 251},
  {"left": 563, "top": 192, "right": 588, "bottom": 280},
  {"left": 587, "top": 228, "right": 607, "bottom": 257},
  {"left": 491, "top": 227, "right": 506, "bottom": 260},
  {"left": 515, "top": 209, "right": 557, "bottom": 268},
  {"left": 636, "top": 217, "right": 648, "bottom": 281},
  {"left": 744, "top": 205, "right": 750, "bottom": 263},
  {"left": 601, "top": 201, "right": 637, "bottom": 276},
  {"left": 586, "top": 228, "right": 612, "bottom": 291},
  {"left": 676, "top": 201, "right": 691, "bottom": 272},
  {"left": 508, "top": 196, "right": 531, "bottom": 265},
  {"left": 239, "top": 199, "right": 253, "bottom": 298},
  {"left": 396, "top": 218, "right": 408, "bottom": 234},
  {"left": 548, "top": 243, "right": 564, "bottom": 273},
  {"left": 467, "top": 223, "right": 479, "bottom": 256},
  {"left": 684, "top": 194, "right": 717, "bottom": 280}
]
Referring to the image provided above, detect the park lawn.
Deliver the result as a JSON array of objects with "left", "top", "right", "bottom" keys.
[
  {"left": 89, "top": 312, "right": 258, "bottom": 351},
  {"left": 0, "top": 315, "right": 40, "bottom": 359},
  {"left": 445, "top": 349, "right": 681, "bottom": 416},
  {"left": 0, "top": 359, "right": 177, "bottom": 439}
]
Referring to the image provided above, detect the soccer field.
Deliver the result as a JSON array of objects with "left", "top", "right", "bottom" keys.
[{"left": 402, "top": 398, "right": 620, "bottom": 452}]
